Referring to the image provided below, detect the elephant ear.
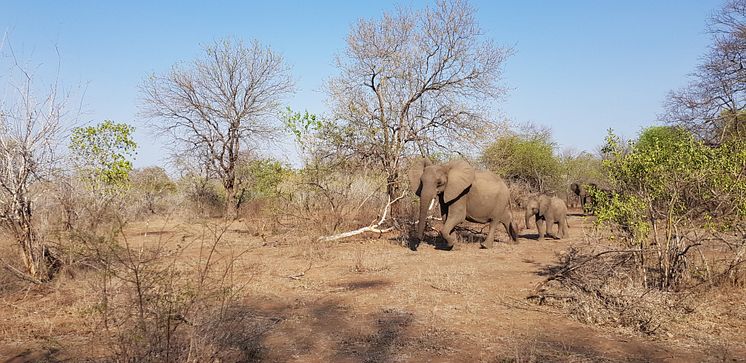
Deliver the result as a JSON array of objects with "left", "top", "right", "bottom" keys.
[
  {"left": 443, "top": 159, "right": 475, "bottom": 203},
  {"left": 407, "top": 158, "right": 432, "bottom": 196},
  {"left": 538, "top": 195, "right": 551, "bottom": 213}
]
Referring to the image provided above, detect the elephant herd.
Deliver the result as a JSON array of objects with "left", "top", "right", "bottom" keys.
[{"left": 408, "top": 158, "right": 602, "bottom": 251}]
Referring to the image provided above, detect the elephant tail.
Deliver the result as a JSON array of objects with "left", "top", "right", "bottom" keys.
[
  {"left": 565, "top": 216, "right": 571, "bottom": 229},
  {"left": 508, "top": 221, "right": 518, "bottom": 242}
]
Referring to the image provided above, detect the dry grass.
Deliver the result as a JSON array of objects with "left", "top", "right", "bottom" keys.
[
  {"left": 528, "top": 241, "right": 746, "bottom": 358},
  {"left": 1, "top": 214, "right": 745, "bottom": 362}
]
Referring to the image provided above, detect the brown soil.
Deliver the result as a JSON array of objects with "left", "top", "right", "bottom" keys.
[{"left": 1, "top": 214, "right": 744, "bottom": 362}]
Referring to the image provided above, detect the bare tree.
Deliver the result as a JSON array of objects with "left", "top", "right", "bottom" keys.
[
  {"left": 326, "top": 0, "right": 511, "bottom": 207},
  {"left": 0, "top": 44, "right": 66, "bottom": 282},
  {"left": 141, "top": 38, "right": 293, "bottom": 218},
  {"left": 664, "top": 0, "right": 746, "bottom": 144}
]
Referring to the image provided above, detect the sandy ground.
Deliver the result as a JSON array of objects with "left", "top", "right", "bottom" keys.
[{"left": 1, "top": 213, "right": 744, "bottom": 362}]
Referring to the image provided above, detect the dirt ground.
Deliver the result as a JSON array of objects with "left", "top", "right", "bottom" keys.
[{"left": 1, "top": 213, "right": 745, "bottom": 362}]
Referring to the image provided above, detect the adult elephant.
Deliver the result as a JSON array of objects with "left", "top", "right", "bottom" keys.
[
  {"left": 570, "top": 182, "right": 597, "bottom": 213},
  {"left": 408, "top": 158, "right": 517, "bottom": 250},
  {"left": 524, "top": 195, "right": 569, "bottom": 240}
]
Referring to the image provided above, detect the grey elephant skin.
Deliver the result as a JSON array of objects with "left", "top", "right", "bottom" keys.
[
  {"left": 524, "top": 195, "right": 569, "bottom": 240},
  {"left": 408, "top": 158, "right": 517, "bottom": 250},
  {"left": 570, "top": 182, "right": 596, "bottom": 213}
]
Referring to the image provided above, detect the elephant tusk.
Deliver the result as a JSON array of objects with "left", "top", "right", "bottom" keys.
[{"left": 428, "top": 198, "right": 436, "bottom": 212}]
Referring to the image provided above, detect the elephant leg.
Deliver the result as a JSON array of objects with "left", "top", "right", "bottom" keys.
[
  {"left": 546, "top": 218, "right": 556, "bottom": 238},
  {"left": 559, "top": 218, "right": 568, "bottom": 239},
  {"left": 482, "top": 220, "right": 499, "bottom": 249},
  {"left": 500, "top": 213, "right": 516, "bottom": 244},
  {"left": 441, "top": 206, "right": 466, "bottom": 249},
  {"left": 536, "top": 219, "right": 546, "bottom": 240}
]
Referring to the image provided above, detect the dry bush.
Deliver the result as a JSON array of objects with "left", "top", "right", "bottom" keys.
[
  {"left": 237, "top": 199, "right": 280, "bottom": 236},
  {"left": 40, "top": 176, "right": 155, "bottom": 229},
  {"left": 128, "top": 167, "right": 178, "bottom": 216},
  {"left": 29, "top": 176, "right": 156, "bottom": 272},
  {"left": 83, "top": 221, "right": 253, "bottom": 362},
  {"left": 2, "top": 182, "right": 267, "bottom": 362},
  {"left": 530, "top": 247, "right": 695, "bottom": 336},
  {"left": 178, "top": 176, "right": 226, "bottom": 219},
  {"left": 277, "top": 169, "right": 387, "bottom": 237},
  {"left": 530, "top": 222, "right": 746, "bottom": 339},
  {"left": 0, "top": 238, "right": 27, "bottom": 293},
  {"left": 0, "top": 175, "right": 137, "bottom": 283},
  {"left": 509, "top": 180, "right": 536, "bottom": 209},
  {"left": 688, "top": 227, "right": 746, "bottom": 288}
]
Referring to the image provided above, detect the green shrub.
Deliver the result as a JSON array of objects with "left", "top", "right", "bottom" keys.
[
  {"left": 596, "top": 127, "right": 746, "bottom": 289},
  {"left": 70, "top": 120, "right": 137, "bottom": 193},
  {"left": 482, "top": 133, "right": 561, "bottom": 193}
]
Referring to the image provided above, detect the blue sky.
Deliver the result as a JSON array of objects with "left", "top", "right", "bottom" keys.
[{"left": 1, "top": 1, "right": 721, "bottom": 168}]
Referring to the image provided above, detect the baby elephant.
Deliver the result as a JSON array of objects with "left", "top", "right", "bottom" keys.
[{"left": 524, "top": 195, "right": 569, "bottom": 240}]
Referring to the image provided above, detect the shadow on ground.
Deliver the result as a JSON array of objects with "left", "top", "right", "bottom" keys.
[
  {"left": 4, "top": 348, "right": 62, "bottom": 363},
  {"left": 2, "top": 272, "right": 720, "bottom": 363},
  {"left": 198, "top": 293, "right": 452, "bottom": 362},
  {"left": 406, "top": 225, "right": 520, "bottom": 251}
]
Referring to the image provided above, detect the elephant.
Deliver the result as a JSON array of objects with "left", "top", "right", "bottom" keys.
[
  {"left": 524, "top": 195, "right": 569, "bottom": 240},
  {"left": 570, "top": 182, "right": 597, "bottom": 214},
  {"left": 408, "top": 158, "right": 517, "bottom": 250}
]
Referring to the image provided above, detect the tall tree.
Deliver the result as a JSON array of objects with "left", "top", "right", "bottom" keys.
[
  {"left": 664, "top": 0, "right": 746, "bottom": 144},
  {"left": 326, "top": 0, "right": 511, "bottom": 206},
  {"left": 141, "top": 38, "right": 293, "bottom": 218},
  {"left": 0, "top": 45, "right": 66, "bottom": 282}
]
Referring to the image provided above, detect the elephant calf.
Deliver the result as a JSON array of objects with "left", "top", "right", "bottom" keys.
[{"left": 524, "top": 195, "right": 569, "bottom": 240}]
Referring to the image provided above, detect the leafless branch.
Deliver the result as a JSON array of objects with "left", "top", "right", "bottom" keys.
[
  {"left": 323, "top": 0, "right": 511, "bottom": 202},
  {"left": 141, "top": 38, "right": 294, "bottom": 217},
  {"left": 0, "top": 40, "right": 68, "bottom": 281},
  {"left": 318, "top": 193, "right": 406, "bottom": 242}
]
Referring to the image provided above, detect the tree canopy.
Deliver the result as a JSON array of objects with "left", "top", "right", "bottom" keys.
[
  {"left": 325, "top": 0, "right": 512, "bottom": 201},
  {"left": 70, "top": 120, "right": 137, "bottom": 191},
  {"left": 141, "top": 38, "right": 294, "bottom": 218}
]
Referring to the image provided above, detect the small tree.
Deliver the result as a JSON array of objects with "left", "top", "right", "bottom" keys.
[
  {"left": 130, "top": 166, "right": 176, "bottom": 214},
  {"left": 481, "top": 130, "right": 561, "bottom": 193},
  {"left": 0, "top": 46, "right": 67, "bottom": 282},
  {"left": 234, "top": 154, "right": 290, "bottom": 209},
  {"left": 141, "top": 38, "right": 294, "bottom": 219},
  {"left": 70, "top": 120, "right": 137, "bottom": 194}
]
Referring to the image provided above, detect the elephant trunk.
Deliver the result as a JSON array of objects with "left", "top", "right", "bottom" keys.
[
  {"left": 525, "top": 210, "right": 533, "bottom": 230},
  {"left": 417, "top": 188, "right": 437, "bottom": 240}
]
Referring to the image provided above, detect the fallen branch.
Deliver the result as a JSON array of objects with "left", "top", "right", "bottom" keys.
[
  {"left": 287, "top": 262, "right": 313, "bottom": 280},
  {"left": 535, "top": 248, "right": 653, "bottom": 291},
  {"left": 0, "top": 256, "right": 42, "bottom": 284},
  {"left": 318, "top": 193, "right": 406, "bottom": 242}
]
